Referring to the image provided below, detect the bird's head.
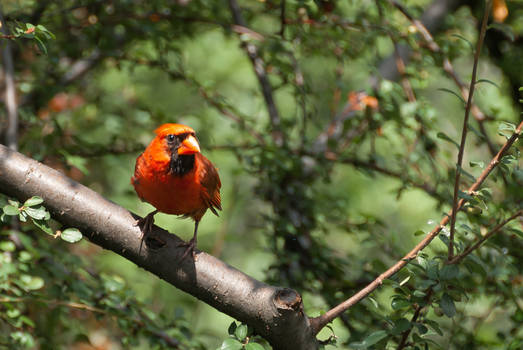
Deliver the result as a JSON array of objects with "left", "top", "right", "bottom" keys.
[
  {"left": 153, "top": 123, "right": 201, "bottom": 176},
  {"left": 154, "top": 123, "right": 201, "bottom": 156}
]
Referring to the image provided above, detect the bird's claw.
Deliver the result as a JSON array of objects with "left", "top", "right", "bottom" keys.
[
  {"left": 178, "top": 237, "right": 197, "bottom": 261},
  {"left": 135, "top": 211, "right": 158, "bottom": 254}
]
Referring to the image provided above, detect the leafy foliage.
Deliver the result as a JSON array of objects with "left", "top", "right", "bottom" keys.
[{"left": 1, "top": 0, "right": 522, "bottom": 349}]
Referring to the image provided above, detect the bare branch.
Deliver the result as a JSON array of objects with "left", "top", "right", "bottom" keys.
[
  {"left": 309, "top": 120, "right": 522, "bottom": 335},
  {"left": 228, "top": 0, "right": 285, "bottom": 146},
  {"left": 0, "top": 144, "right": 318, "bottom": 350},
  {"left": 448, "top": 0, "right": 492, "bottom": 260},
  {"left": 448, "top": 210, "right": 523, "bottom": 265}
]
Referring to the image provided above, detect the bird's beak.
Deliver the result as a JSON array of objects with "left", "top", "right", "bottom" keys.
[{"left": 178, "top": 135, "right": 201, "bottom": 155}]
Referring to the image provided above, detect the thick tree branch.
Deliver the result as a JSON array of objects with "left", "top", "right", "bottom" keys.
[
  {"left": 309, "top": 120, "right": 522, "bottom": 335},
  {"left": 228, "top": 0, "right": 285, "bottom": 146},
  {"left": 0, "top": 145, "right": 318, "bottom": 350},
  {"left": 448, "top": 0, "right": 492, "bottom": 260}
]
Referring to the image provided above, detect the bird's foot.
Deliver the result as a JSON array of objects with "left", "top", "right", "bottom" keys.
[
  {"left": 178, "top": 237, "right": 198, "bottom": 261},
  {"left": 134, "top": 211, "right": 159, "bottom": 253}
]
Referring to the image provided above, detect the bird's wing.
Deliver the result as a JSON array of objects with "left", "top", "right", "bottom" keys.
[{"left": 197, "top": 153, "right": 222, "bottom": 216}]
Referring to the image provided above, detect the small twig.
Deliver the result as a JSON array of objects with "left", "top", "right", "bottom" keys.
[
  {"left": 377, "top": 0, "right": 416, "bottom": 103},
  {"left": 390, "top": 0, "right": 497, "bottom": 150},
  {"left": 279, "top": 0, "right": 286, "bottom": 38},
  {"left": 397, "top": 289, "right": 433, "bottom": 350},
  {"left": 0, "top": 296, "right": 106, "bottom": 314},
  {"left": 0, "top": 33, "right": 15, "bottom": 39},
  {"left": 333, "top": 156, "right": 442, "bottom": 201},
  {"left": 0, "top": 7, "right": 18, "bottom": 151},
  {"left": 197, "top": 87, "right": 266, "bottom": 145},
  {"left": 309, "top": 120, "right": 522, "bottom": 335},
  {"left": 228, "top": 0, "right": 285, "bottom": 146},
  {"left": 448, "top": 210, "right": 523, "bottom": 265},
  {"left": 448, "top": 0, "right": 492, "bottom": 260}
]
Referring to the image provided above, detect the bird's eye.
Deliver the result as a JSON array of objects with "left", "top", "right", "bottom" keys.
[{"left": 167, "top": 134, "right": 175, "bottom": 142}]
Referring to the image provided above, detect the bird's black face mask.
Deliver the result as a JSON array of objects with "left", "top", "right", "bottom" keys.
[{"left": 166, "top": 134, "right": 195, "bottom": 176}]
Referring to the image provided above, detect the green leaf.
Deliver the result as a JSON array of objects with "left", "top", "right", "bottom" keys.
[
  {"left": 19, "top": 251, "right": 33, "bottom": 262},
  {"left": 508, "top": 227, "right": 523, "bottom": 239},
  {"left": 0, "top": 241, "right": 16, "bottom": 252},
  {"left": 367, "top": 296, "right": 379, "bottom": 309},
  {"left": 24, "top": 196, "right": 44, "bottom": 207},
  {"left": 228, "top": 322, "right": 237, "bottom": 336},
  {"left": 440, "top": 264, "right": 459, "bottom": 280},
  {"left": 363, "top": 330, "right": 388, "bottom": 347},
  {"left": 439, "top": 293, "right": 456, "bottom": 318},
  {"left": 391, "top": 318, "right": 411, "bottom": 335},
  {"left": 426, "top": 260, "right": 439, "bottom": 280},
  {"left": 7, "top": 308, "right": 21, "bottom": 318},
  {"left": 220, "top": 338, "right": 243, "bottom": 350},
  {"left": 61, "top": 228, "right": 83, "bottom": 243},
  {"left": 11, "top": 331, "right": 35, "bottom": 347},
  {"left": 437, "top": 88, "right": 465, "bottom": 105},
  {"left": 498, "top": 122, "right": 516, "bottom": 139},
  {"left": 469, "top": 161, "right": 484, "bottom": 168},
  {"left": 19, "top": 315, "right": 36, "bottom": 328},
  {"left": 414, "top": 323, "right": 428, "bottom": 335},
  {"left": 413, "top": 230, "right": 425, "bottom": 236},
  {"left": 25, "top": 206, "right": 48, "bottom": 220},
  {"left": 451, "top": 33, "right": 474, "bottom": 51},
  {"left": 36, "top": 24, "right": 56, "bottom": 39},
  {"left": 437, "top": 132, "right": 459, "bottom": 149},
  {"left": 32, "top": 218, "right": 54, "bottom": 235},
  {"left": 20, "top": 275, "right": 45, "bottom": 291},
  {"left": 34, "top": 36, "right": 48, "bottom": 55},
  {"left": 399, "top": 275, "right": 411, "bottom": 286},
  {"left": 245, "top": 343, "right": 265, "bottom": 350},
  {"left": 457, "top": 190, "right": 474, "bottom": 201},
  {"left": 391, "top": 297, "right": 410, "bottom": 310},
  {"left": 59, "top": 151, "right": 90, "bottom": 175},
  {"left": 413, "top": 290, "right": 426, "bottom": 298},
  {"left": 235, "top": 323, "right": 248, "bottom": 341},
  {"left": 425, "top": 319, "right": 443, "bottom": 336},
  {"left": 475, "top": 78, "right": 500, "bottom": 89},
  {"left": 3, "top": 205, "right": 20, "bottom": 216}
]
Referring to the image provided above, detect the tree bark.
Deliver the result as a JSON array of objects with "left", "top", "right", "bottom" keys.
[{"left": 0, "top": 144, "right": 318, "bottom": 350}]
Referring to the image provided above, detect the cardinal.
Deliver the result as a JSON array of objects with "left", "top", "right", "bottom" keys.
[{"left": 131, "top": 123, "right": 221, "bottom": 258}]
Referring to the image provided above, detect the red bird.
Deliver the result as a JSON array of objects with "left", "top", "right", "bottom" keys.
[{"left": 131, "top": 123, "right": 221, "bottom": 257}]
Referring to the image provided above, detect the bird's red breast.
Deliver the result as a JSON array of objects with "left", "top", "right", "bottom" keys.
[{"left": 131, "top": 124, "right": 221, "bottom": 221}]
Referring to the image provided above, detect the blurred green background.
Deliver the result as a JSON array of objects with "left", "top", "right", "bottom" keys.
[{"left": 0, "top": 0, "right": 522, "bottom": 349}]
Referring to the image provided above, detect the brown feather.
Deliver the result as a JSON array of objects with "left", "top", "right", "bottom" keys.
[{"left": 197, "top": 153, "right": 222, "bottom": 216}]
